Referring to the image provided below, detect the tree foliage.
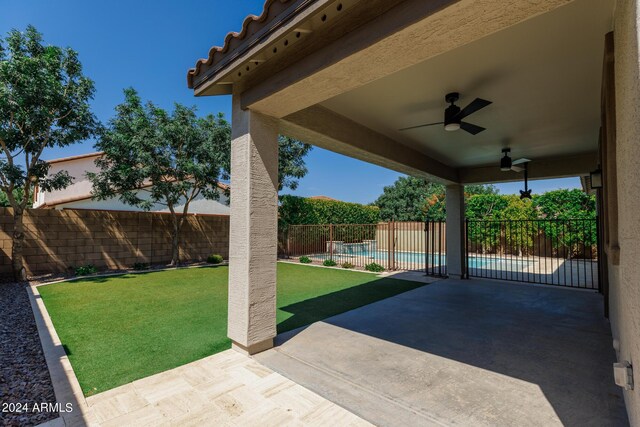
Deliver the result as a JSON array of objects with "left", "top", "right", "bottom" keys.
[
  {"left": 213, "top": 128, "right": 312, "bottom": 192},
  {"left": 374, "top": 176, "right": 442, "bottom": 221},
  {"left": 0, "top": 26, "right": 99, "bottom": 279},
  {"left": 89, "top": 88, "right": 228, "bottom": 265},
  {"left": 90, "top": 89, "right": 313, "bottom": 266},
  {"left": 373, "top": 176, "right": 498, "bottom": 221},
  {"left": 533, "top": 189, "right": 597, "bottom": 253},
  {"left": 276, "top": 136, "right": 312, "bottom": 191},
  {"left": 0, "top": 188, "right": 29, "bottom": 207},
  {"left": 373, "top": 176, "right": 596, "bottom": 257}
]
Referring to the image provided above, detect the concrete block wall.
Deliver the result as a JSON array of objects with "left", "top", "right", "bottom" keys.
[{"left": 0, "top": 208, "right": 229, "bottom": 276}]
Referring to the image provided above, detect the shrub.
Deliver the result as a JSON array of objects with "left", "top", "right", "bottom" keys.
[
  {"left": 207, "top": 254, "right": 224, "bottom": 264},
  {"left": 75, "top": 264, "right": 97, "bottom": 276},
  {"left": 132, "top": 262, "right": 149, "bottom": 271},
  {"left": 341, "top": 262, "right": 355, "bottom": 269},
  {"left": 323, "top": 259, "right": 337, "bottom": 267},
  {"left": 365, "top": 262, "right": 385, "bottom": 272},
  {"left": 279, "top": 195, "right": 380, "bottom": 230},
  {"left": 299, "top": 256, "right": 312, "bottom": 264}
]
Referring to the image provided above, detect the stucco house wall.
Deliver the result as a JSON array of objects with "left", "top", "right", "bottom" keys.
[
  {"left": 34, "top": 153, "right": 230, "bottom": 215},
  {"left": 610, "top": 0, "right": 640, "bottom": 423}
]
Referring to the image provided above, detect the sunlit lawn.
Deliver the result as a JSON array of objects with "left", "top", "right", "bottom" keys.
[{"left": 38, "top": 262, "right": 427, "bottom": 395}]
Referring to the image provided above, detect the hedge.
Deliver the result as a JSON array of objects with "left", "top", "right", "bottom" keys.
[{"left": 279, "top": 195, "right": 380, "bottom": 229}]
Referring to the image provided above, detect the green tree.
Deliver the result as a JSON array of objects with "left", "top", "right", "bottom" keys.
[
  {"left": 91, "top": 89, "right": 312, "bottom": 266},
  {"left": 533, "top": 189, "right": 597, "bottom": 256},
  {"left": 276, "top": 136, "right": 312, "bottom": 191},
  {"left": 499, "top": 195, "right": 537, "bottom": 255},
  {"left": 374, "top": 177, "right": 498, "bottom": 221},
  {"left": 89, "top": 88, "right": 229, "bottom": 266},
  {"left": 374, "top": 176, "right": 444, "bottom": 221},
  {"left": 0, "top": 188, "right": 29, "bottom": 208},
  {"left": 0, "top": 26, "right": 99, "bottom": 279},
  {"left": 464, "top": 184, "right": 499, "bottom": 196},
  {"left": 465, "top": 194, "right": 508, "bottom": 253}
]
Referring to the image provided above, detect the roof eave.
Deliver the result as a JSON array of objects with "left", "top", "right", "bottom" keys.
[{"left": 188, "top": 0, "right": 332, "bottom": 95}]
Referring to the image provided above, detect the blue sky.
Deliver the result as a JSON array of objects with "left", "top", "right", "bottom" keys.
[{"left": 2, "top": 1, "right": 580, "bottom": 204}]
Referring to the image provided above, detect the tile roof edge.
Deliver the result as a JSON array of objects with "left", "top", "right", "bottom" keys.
[{"left": 187, "top": 0, "right": 293, "bottom": 89}]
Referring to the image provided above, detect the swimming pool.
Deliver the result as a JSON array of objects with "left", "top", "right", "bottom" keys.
[{"left": 314, "top": 250, "right": 535, "bottom": 271}]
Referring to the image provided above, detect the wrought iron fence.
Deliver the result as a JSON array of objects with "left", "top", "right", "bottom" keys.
[
  {"left": 283, "top": 219, "right": 598, "bottom": 288},
  {"left": 465, "top": 219, "right": 599, "bottom": 289},
  {"left": 282, "top": 222, "right": 446, "bottom": 274}
]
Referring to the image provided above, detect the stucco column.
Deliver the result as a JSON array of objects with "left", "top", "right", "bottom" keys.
[
  {"left": 228, "top": 92, "right": 279, "bottom": 355},
  {"left": 446, "top": 184, "right": 466, "bottom": 279}
]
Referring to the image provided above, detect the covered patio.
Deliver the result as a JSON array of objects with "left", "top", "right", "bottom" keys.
[
  {"left": 256, "top": 277, "right": 627, "bottom": 426},
  {"left": 188, "top": 0, "right": 640, "bottom": 424}
]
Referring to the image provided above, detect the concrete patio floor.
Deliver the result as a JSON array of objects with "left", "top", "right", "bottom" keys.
[{"left": 255, "top": 278, "right": 629, "bottom": 427}]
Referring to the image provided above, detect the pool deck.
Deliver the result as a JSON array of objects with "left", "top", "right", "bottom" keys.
[{"left": 302, "top": 252, "right": 598, "bottom": 288}]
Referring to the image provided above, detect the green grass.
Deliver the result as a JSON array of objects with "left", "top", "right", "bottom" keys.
[{"left": 38, "top": 263, "right": 427, "bottom": 396}]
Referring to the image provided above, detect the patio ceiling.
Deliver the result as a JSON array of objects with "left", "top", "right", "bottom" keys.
[{"left": 320, "top": 0, "right": 615, "bottom": 169}]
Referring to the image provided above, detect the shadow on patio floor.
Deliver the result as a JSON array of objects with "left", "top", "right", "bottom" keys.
[{"left": 258, "top": 278, "right": 628, "bottom": 427}]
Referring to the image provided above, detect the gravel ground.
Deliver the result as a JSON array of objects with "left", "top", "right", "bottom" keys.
[{"left": 0, "top": 282, "right": 57, "bottom": 427}]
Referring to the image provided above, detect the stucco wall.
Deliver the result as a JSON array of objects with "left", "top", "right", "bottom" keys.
[
  {"left": 53, "top": 189, "right": 230, "bottom": 215},
  {"left": 37, "top": 155, "right": 100, "bottom": 206},
  {"left": 611, "top": 0, "right": 640, "bottom": 423}
]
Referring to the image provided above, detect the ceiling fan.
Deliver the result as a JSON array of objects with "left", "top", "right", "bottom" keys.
[
  {"left": 500, "top": 148, "right": 531, "bottom": 172},
  {"left": 399, "top": 92, "right": 492, "bottom": 135},
  {"left": 500, "top": 148, "right": 533, "bottom": 199}
]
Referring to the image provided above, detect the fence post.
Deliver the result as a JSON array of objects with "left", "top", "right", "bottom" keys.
[
  {"left": 387, "top": 222, "right": 392, "bottom": 270},
  {"left": 465, "top": 218, "right": 469, "bottom": 279},
  {"left": 329, "top": 223, "right": 334, "bottom": 260},
  {"left": 391, "top": 221, "right": 396, "bottom": 270},
  {"left": 424, "top": 220, "right": 429, "bottom": 276},
  {"left": 288, "top": 229, "right": 291, "bottom": 258}
]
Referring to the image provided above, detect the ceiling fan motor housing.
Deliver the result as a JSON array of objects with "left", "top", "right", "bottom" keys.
[{"left": 501, "top": 148, "right": 512, "bottom": 171}]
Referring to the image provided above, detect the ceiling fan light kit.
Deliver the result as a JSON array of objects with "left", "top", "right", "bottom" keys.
[{"left": 399, "top": 92, "right": 491, "bottom": 135}]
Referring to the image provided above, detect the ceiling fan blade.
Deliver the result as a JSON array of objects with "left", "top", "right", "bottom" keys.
[
  {"left": 455, "top": 98, "right": 492, "bottom": 120},
  {"left": 511, "top": 165, "right": 525, "bottom": 172},
  {"left": 398, "top": 121, "right": 443, "bottom": 131},
  {"left": 512, "top": 158, "right": 531, "bottom": 165},
  {"left": 460, "top": 121, "right": 486, "bottom": 135}
]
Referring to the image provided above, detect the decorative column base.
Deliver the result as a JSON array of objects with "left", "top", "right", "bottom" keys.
[{"left": 232, "top": 338, "right": 274, "bottom": 356}]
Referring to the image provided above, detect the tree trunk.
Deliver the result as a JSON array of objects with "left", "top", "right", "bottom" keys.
[
  {"left": 11, "top": 208, "right": 27, "bottom": 281},
  {"left": 169, "top": 215, "right": 184, "bottom": 267}
]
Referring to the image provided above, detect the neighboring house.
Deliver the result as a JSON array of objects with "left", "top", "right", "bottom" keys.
[{"left": 33, "top": 152, "right": 230, "bottom": 214}]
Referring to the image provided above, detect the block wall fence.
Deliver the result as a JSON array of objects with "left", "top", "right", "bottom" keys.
[{"left": 0, "top": 208, "right": 230, "bottom": 276}]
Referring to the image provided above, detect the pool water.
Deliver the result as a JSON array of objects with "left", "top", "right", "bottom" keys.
[{"left": 325, "top": 250, "right": 535, "bottom": 270}]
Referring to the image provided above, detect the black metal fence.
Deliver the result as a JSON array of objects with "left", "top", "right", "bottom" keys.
[
  {"left": 282, "top": 222, "right": 446, "bottom": 273},
  {"left": 424, "top": 221, "right": 447, "bottom": 277},
  {"left": 465, "top": 219, "right": 599, "bottom": 289}
]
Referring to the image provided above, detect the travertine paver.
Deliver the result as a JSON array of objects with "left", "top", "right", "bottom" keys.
[{"left": 83, "top": 349, "right": 372, "bottom": 426}]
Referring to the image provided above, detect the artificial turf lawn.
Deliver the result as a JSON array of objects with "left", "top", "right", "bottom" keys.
[{"left": 38, "top": 262, "right": 427, "bottom": 395}]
